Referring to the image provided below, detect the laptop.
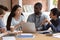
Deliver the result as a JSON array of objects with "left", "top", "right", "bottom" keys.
[
  {"left": 22, "top": 22, "right": 36, "bottom": 33},
  {"left": 22, "top": 22, "right": 51, "bottom": 34}
]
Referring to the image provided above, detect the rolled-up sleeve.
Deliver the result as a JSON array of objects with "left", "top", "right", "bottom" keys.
[
  {"left": 50, "top": 24, "right": 57, "bottom": 32},
  {"left": 56, "top": 24, "right": 60, "bottom": 32}
]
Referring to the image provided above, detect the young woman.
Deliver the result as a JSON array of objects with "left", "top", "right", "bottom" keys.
[
  {"left": 6, "top": 5, "right": 25, "bottom": 31},
  {"left": 42, "top": 8, "right": 60, "bottom": 33}
]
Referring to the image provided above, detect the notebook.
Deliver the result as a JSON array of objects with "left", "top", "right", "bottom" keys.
[
  {"left": 2, "top": 36, "right": 16, "bottom": 40},
  {"left": 16, "top": 33, "right": 35, "bottom": 38}
]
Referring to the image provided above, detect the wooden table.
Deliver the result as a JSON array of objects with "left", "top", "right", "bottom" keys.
[
  {"left": 16, "top": 33, "right": 60, "bottom": 40},
  {"left": 0, "top": 33, "right": 60, "bottom": 40}
]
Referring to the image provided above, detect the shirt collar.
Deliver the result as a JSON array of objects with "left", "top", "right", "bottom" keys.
[{"left": 35, "top": 12, "right": 42, "bottom": 17}]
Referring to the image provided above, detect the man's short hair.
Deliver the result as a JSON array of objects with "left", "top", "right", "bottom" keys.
[
  {"left": 34, "top": 2, "right": 42, "bottom": 8},
  {"left": 0, "top": 5, "right": 8, "bottom": 11}
]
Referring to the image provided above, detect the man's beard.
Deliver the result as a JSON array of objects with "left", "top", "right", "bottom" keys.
[{"left": 35, "top": 12, "right": 41, "bottom": 15}]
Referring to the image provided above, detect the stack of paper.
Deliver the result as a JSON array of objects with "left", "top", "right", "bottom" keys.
[
  {"left": 53, "top": 33, "right": 60, "bottom": 38},
  {"left": 2, "top": 36, "right": 16, "bottom": 40}
]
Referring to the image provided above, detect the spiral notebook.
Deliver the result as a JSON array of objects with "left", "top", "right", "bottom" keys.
[{"left": 16, "top": 33, "right": 35, "bottom": 38}]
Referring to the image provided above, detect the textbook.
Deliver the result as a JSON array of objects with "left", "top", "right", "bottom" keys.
[{"left": 16, "top": 33, "right": 35, "bottom": 38}]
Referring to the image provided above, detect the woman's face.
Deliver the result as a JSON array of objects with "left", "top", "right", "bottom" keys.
[
  {"left": 50, "top": 11, "right": 55, "bottom": 19},
  {"left": 15, "top": 7, "right": 22, "bottom": 16}
]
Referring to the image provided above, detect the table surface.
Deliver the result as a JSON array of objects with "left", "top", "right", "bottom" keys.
[
  {"left": 0, "top": 32, "right": 60, "bottom": 40},
  {"left": 16, "top": 33, "right": 60, "bottom": 40}
]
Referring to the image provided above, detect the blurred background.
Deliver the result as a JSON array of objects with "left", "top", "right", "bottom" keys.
[
  {"left": 0, "top": 0, "right": 60, "bottom": 25},
  {"left": 0, "top": 0, "right": 59, "bottom": 12}
]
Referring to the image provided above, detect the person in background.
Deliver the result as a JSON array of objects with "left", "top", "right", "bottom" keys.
[
  {"left": 42, "top": 8, "right": 60, "bottom": 33},
  {"left": 6, "top": 5, "right": 25, "bottom": 32},
  {"left": 0, "top": 8, "right": 6, "bottom": 33},
  {"left": 27, "top": 2, "right": 50, "bottom": 31},
  {"left": 0, "top": 5, "right": 8, "bottom": 33}
]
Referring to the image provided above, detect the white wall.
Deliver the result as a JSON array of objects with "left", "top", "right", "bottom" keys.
[{"left": 19, "top": 0, "right": 22, "bottom": 7}]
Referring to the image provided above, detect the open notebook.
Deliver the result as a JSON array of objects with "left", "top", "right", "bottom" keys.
[{"left": 16, "top": 33, "right": 35, "bottom": 38}]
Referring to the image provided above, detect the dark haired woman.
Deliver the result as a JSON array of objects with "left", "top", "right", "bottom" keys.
[{"left": 6, "top": 5, "right": 25, "bottom": 31}]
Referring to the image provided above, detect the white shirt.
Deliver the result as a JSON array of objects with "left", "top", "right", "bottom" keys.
[
  {"left": 0, "top": 19, "right": 6, "bottom": 29},
  {"left": 11, "top": 15, "right": 25, "bottom": 30}
]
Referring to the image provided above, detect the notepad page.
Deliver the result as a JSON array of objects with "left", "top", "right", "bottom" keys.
[{"left": 2, "top": 36, "right": 16, "bottom": 40}]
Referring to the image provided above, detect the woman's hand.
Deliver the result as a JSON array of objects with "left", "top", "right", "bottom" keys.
[
  {"left": 10, "top": 26, "right": 14, "bottom": 32},
  {"left": 40, "top": 19, "right": 51, "bottom": 26},
  {"left": 20, "top": 21, "right": 25, "bottom": 26},
  {"left": 14, "top": 21, "right": 25, "bottom": 30}
]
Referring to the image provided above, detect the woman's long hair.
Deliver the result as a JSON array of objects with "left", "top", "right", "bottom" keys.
[{"left": 6, "top": 5, "right": 23, "bottom": 30}]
